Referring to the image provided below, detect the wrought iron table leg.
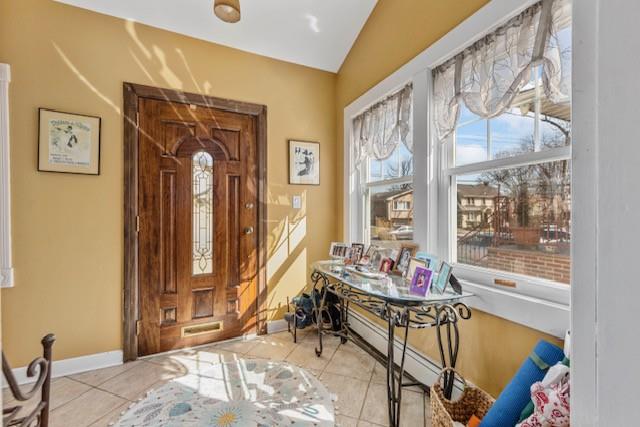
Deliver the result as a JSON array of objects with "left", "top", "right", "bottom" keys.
[
  {"left": 286, "top": 296, "right": 297, "bottom": 343},
  {"left": 435, "top": 304, "right": 462, "bottom": 399},
  {"left": 344, "top": 299, "right": 350, "bottom": 328},
  {"left": 339, "top": 297, "right": 348, "bottom": 344},
  {"left": 293, "top": 319, "right": 297, "bottom": 343},
  {"left": 313, "top": 272, "right": 329, "bottom": 357},
  {"left": 386, "top": 306, "right": 410, "bottom": 427},
  {"left": 307, "top": 267, "right": 472, "bottom": 420}
]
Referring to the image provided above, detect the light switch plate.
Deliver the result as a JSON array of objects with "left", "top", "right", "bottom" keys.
[{"left": 292, "top": 195, "right": 301, "bottom": 209}]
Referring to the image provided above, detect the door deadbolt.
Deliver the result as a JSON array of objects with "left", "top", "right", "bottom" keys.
[
  {"left": 245, "top": 203, "right": 254, "bottom": 209},
  {"left": 244, "top": 226, "right": 254, "bottom": 235}
]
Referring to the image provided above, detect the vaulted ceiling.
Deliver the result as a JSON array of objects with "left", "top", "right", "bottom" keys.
[{"left": 54, "top": 0, "right": 378, "bottom": 72}]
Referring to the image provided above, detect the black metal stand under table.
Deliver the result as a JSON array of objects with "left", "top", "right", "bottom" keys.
[{"left": 310, "top": 261, "right": 471, "bottom": 427}]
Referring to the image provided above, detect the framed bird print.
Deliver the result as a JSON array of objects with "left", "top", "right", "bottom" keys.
[{"left": 289, "top": 140, "right": 320, "bottom": 185}]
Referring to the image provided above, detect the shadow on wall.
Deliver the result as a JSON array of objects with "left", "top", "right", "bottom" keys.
[
  {"left": 265, "top": 187, "right": 309, "bottom": 322},
  {"left": 51, "top": 19, "right": 235, "bottom": 156},
  {"left": 51, "top": 19, "right": 314, "bottom": 328}
]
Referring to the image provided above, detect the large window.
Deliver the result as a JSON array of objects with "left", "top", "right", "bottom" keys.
[
  {"left": 352, "top": 84, "right": 414, "bottom": 250},
  {"left": 346, "top": 1, "right": 572, "bottom": 334},
  {"left": 449, "top": 65, "right": 572, "bottom": 285},
  {"left": 366, "top": 144, "right": 414, "bottom": 250}
]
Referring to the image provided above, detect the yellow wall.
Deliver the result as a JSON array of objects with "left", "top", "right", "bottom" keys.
[
  {"left": 0, "top": 0, "right": 336, "bottom": 366},
  {"left": 1, "top": 0, "right": 563, "bottom": 397},
  {"left": 336, "top": 0, "right": 562, "bottom": 396}
]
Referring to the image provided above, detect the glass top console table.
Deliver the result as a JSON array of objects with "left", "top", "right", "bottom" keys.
[{"left": 310, "top": 260, "right": 472, "bottom": 427}]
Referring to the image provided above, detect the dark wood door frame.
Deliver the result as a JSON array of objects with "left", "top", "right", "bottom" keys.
[{"left": 123, "top": 82, "right": 268, "bottom": 361}]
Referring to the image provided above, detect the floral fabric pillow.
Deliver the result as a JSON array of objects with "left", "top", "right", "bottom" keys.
[{"left": 517, "top": 377, "right": 570, "bottom": 427}]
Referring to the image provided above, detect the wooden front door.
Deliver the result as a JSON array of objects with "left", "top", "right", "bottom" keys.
[{"left": 137, "top": 97, "right": 258, "bottom": 356}]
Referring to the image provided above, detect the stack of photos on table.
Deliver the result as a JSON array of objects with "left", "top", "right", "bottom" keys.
[{"left": 328, "top": 242, "right": 455, "bottom": 297}]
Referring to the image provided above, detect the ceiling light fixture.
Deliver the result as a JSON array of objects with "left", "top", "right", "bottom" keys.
[{"left": 214, "top": 0, "right": 241, "bottom": 23}]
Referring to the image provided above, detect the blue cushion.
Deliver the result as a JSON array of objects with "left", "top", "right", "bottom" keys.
[{"left": 479, "top": 340, "right": 565, "bottom": 427}]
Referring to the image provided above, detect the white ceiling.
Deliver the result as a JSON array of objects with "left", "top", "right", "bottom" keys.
[{"left": 54, "top": 0, "right": 377, "bottom": 72}]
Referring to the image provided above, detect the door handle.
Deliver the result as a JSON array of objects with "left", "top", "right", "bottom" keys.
[{"left": 244, "top": 226, "right": 254, "bottom": 235}]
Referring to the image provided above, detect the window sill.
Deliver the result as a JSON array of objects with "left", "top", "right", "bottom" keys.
[{"left": 459, "top": 278, "right": 569, "bottom": 338}]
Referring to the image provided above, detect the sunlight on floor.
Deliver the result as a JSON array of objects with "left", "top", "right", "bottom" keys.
[{"left": 3, "top": 331, "right": 431, "bottom": 426}]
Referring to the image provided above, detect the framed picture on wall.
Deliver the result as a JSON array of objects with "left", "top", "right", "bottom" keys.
[
  {"left": 289, "top": 140, "right": 320, "bottom": 185},
  {"left": 38, "top": 108, "right": 101, "bottom": 175}
]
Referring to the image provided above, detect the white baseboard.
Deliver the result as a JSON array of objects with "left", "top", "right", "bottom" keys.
[
  {"left": 267, "top": 318, "right": 289, "bottom": 334},
  {"left": 348, "top": 311, "right": 465, "bottom": 394},
  {"left": 5, "top": 323, "right": 293, "bottom": 388},
  {"left": 7, "top": 317, "right": 441, "bottom": 389},
  {"left": 3, "top": 350, "right": 123, "bottom": 387},
  {"left": 4, "top": 321, "right": 296, "bottom": 388}
]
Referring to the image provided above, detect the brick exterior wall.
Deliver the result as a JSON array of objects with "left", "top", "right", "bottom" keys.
[{"left": 487, "top": 247, "right": 570, "bottom": 284}]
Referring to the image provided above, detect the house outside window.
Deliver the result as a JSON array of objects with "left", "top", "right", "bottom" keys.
[{"left": 367, "top": 148, "right": 414, "bottom": 247}]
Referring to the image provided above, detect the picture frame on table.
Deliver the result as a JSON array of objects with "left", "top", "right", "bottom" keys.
[
  {"left": 393, "top": 243, "right": 418, "bottom": 275},
  {"left": 432, "top": 261, "right": 453, "bottom": 294},
  {"left": 289, "top": 140, "right": 320, "bottom": 185},
  {"left": 349, "top": 243, "right": 365, "bottom": 264},
  {"left": 364, "top": 244, "right": 378, "bottom": 258},
  {"left": 416, "top": 252, "right": 440, "bottom": 270},
  {"left": 388, "top": 248, "right": 399, "bottom": 264},
  {"left": 329, "top": 242, "right": 350, "bottom": 259},
  {"left": 379, "top": 258, "right": 395, "bottom": 274},
  {"left": 369, "top": 248, "right": 385, "bottom": 271},
  {"left": 409, "top": 266, "right": 433, "bottom": 297},
  {"left": 404, "top": 257, "right": 427, "bottom": 281},
  {"left": 38, "top": 108, "right": 101, "bottom": 175}
]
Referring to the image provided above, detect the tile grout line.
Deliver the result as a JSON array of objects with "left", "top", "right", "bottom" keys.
[
  {"left": 424, "top": 394, "right": 428, "bottom": 427},
  {"left": 64, "top": 369, "right": 127, "bottom": 389},
  {"left": 86, "top": 359, "right": 175, "bottom": 402},
  {"left": 91, "top": 384, "right": 138, "bottom": 403},
  {"left": 87, "top": 401, "right": 130, "bottom": 427},
  {"left": 47, "top": 385, "right": 123, "bottom": 427},
  {"left": 55, "top": 332, "right": 382, "bottom": 425},
  {"left": 48, "top": 384, "right": 96, "bottom": 413},
  {"left": 357, "top": 359, "right": 377, "bottom": 424}
]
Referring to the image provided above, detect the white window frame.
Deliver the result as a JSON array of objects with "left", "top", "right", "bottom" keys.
[
  {"left": 0, "top": 63, "right": 13, "bottom": 288},
  {"left": 343, "top": 0, "right": 569, "bottom": 338},
  {"left": 443, "top": 142, "right": 571, "bottom": 300},
  {"left": 360, "top": 164, "right": 414, "bottom": 247}
]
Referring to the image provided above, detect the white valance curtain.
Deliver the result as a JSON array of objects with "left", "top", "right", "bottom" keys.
[
  {"left": 352, "top": 83, "right": 413, "bottom": 167},
  {"left": 433, "top": 0, "right": 571, "bottom": 141}
]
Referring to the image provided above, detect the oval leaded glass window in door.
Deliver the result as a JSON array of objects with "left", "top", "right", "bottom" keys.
[{"left": 192, "top": 151, "right": 214, "bottom": 275}]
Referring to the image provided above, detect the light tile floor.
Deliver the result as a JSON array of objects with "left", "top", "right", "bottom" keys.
[{"left": 4, "top": 329, "right": 432, "bottom": 427}]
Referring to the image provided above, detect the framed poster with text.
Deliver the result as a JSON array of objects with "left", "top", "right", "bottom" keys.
[{"left": 38, "top": 108, "right": 101, "bottom": 175}]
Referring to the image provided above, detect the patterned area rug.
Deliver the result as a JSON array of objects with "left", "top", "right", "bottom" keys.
[{"left": 113, "top": 359, "right": 335, "bottom": 426}]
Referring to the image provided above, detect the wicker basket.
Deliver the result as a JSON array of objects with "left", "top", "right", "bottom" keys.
[{"left": 431, "top": 368, "right": 495, "bottom": 427}]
